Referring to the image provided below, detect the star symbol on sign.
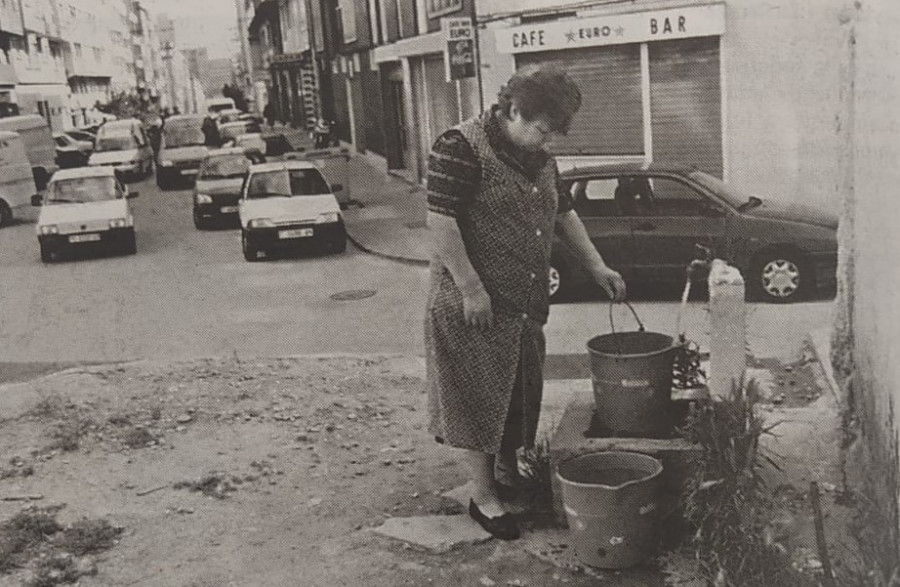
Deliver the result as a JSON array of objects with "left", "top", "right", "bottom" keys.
[
  {"left": 565, "top": 30, "right": 577, "bottom": 43},
  {"left": 614, "top": 26, "right": 625, "bottom": 36}
]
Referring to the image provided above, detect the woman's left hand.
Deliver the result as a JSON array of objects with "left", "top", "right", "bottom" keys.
[{"left": 592, "top": 266, "right": 626, "bottom": 302}]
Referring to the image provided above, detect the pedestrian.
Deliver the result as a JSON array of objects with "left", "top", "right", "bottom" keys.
[
  {"left": 425, "top": 66, "right": 627, "bottom": 541},
  {"left": 314, "top": 118, "right": 330, "bottom": 149},
  {"left": 263, "top": 102, "right": 275, "bottom": 129}
]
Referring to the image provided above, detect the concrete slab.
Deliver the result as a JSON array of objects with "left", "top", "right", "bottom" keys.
[
  {"left": 370, "top": 515, "right": 492, "bottom": 553},
  {"left": 548, "top": 389, "right": 700, "bottom": 524}
]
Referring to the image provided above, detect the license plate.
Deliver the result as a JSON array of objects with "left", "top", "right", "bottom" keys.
[
  {"left": 69, "top": 233, "right": 101, "bottom": 243},
  {"left": 278, "top": 228, "right": 313, "bottom": 239},
  {"left": 180, "top": 169, "right": 197, "bottom": 176},
  {"left": 220, "top": 206, "right": 238, "bottom": 213}
]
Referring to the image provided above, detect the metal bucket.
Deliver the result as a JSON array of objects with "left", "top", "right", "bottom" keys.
[
  {"left": 557, "top": 451, "right": 663, "bottom": 569},
  {"left": 587, "top": 302, "right": 678, "bottom": 437}
]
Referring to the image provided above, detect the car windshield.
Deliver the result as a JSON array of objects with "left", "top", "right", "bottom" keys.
[
  {"left": 95, "top": 135, "right": 137, "bottom": 152},
  {"left": 47, "top": 177, "right": 119, "bottom": 204},
  {"left": 199, "top": 155, "right": 249, "bottom": 180},
  {"left": 246, "top": 169, "right": 329, "bottom": 199},
  {"left": 688, "top": 171, "right": 760, "bottom": 209},
  {"left": 163, "top": 124, "right": 205, "bottom": 147}
]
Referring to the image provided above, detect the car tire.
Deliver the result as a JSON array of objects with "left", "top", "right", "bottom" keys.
[
  {"left": 123, "top": 230, "right": 137, "bottom": 255},
  {"left": 156, "top": 172, "right": 169, "bottom": 191},
  {"left": 242, "top": 231, "right": 260, "bottom": 262},
  {"left": 193, "top": 208, "right": 208, "bottom": 230},
  {"left": 39, "top": 242, "right": 54, "bottom": 263},
  {"left": 0, "top": 200, "right": 12, "bottom": 228},
  {"left": 331, "top": 230, "right": 347, "bottom": 254},
  {"left": 748, "top": 249, "right": 811, "bottom": 303},
  {"left": 548, "top": 258, "right": 568, "bottom": 303}
]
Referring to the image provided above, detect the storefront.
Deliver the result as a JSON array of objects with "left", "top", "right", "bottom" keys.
[{"left": 491, "top": 4, "right": 725, "bottom": 177}]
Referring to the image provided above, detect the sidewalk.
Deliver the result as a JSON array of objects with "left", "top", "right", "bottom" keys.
[{"left": 268, "top": 124, "right": 430, "bottom": 265}]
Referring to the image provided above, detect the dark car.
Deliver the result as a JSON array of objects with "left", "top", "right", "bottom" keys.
[
  {"left": 54, "top": 132, "right": 92, "bottom": 168},
  {"left": 192, "top": 148, "right": 251, "bottom": 229},
  {"left": 552, "top": 163, "right": 838, "bottom": 303}
]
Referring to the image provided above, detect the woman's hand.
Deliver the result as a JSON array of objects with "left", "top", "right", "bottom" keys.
[
  {"left": 592, "top": 266, "right": 627, "bottom": 302},
  {"left": 461, "top": 283, "right": 494, "bottom": 330}
]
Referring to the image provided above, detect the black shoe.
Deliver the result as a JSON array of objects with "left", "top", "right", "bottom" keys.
[
  {"left": 468, "top": 499, "right": 520, "bottom": 541},
  {"left": 493, "top": 481, "right": 521, "bottom": 502}
]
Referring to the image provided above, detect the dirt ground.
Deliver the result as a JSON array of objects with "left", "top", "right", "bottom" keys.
[{"left": 0, "top": 356, "right": 636, "bottom": 587}]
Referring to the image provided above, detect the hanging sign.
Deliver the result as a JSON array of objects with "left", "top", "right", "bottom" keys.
[{"left": 443, "top": 17, "right": 476, "bottom": 81}]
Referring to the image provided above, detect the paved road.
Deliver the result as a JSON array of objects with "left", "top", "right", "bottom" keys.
[
  {"left": 0, "top": 173, "right": 834, "bottom": 372},
  {"left": 0, "top": 175, "right": 429, "bottom": 363}
]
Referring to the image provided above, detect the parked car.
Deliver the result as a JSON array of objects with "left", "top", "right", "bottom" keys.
[
  {"left": 88, "top": 119, "right": 154, "bottom": 181},
  {"left": 156, "top": 114, "right": 209, "bottom": 189},
  {"left": 0, "top": 114, "right": 59, "bottom": 190},
  {"left": 553, "top": 163, "right": 838, "bottom": 303},
  {"left": 207, "top": 97, "right": 237, "bottom": 117},
  {"left": 32, "top": 166, "right": 138, "bottom": 262},
  {"left": 54, "top": 132, "right": 92, "bottom": 168},
  {"left": 66, "top": 130, "right": 97, "bottom": 144},
  {"left": 239, "top": 159, "right": 346, "bottom": 261},
  {"left": 0, "top": 131, "right": 38, "bottom": 227},
  {"left": 217, "top": 120, "right": 256, "bottom": 144},
  {"left": 193, "top": 148, "right": 251, "bottom": 229},
  {"left": 231, "top": 132, "right": 266, "bottom": 163}
]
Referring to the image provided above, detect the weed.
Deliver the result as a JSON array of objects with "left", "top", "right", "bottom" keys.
[
  {"left": 519, "top": 437, "right": 554, "bottom": 513},
  {"left": 0, "top": 509, "right": 62, "bottom": 572},
  {"left": 665, "top": 379, "right": 818, "bottom": 586},
  {"left": 44, "top": 416, "right": 94, "bottom": 453},
  {"left": 55, "top": 519, "right": 123, "bottom": 556},
  {"left": 121, "top": 426, "right": 156, "bottom": 449},
  {"left": 174, "top": 472, "right": 235, "bottom": 499}
]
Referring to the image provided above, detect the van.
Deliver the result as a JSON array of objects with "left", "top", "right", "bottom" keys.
[
  {"left": 156, "top": 113, "right": 209, "bottom": 189},
  {"left": 0, "top": 114, "right": 59, "bottom": 190},
  {"left": 88, "top": 118, "right": 154, "bottom": 181},
  {"left": 0, "top": 130, "right": 38, "bottom": 227}
]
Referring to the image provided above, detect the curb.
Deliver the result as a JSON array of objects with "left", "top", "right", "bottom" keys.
[
  {"left": 805, "top": 327, "right": 845, "bottom": 408},
  {"left": 345, "top": 229, "right": 429, "bottom": 267}
]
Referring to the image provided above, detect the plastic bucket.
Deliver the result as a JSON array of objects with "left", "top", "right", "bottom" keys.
[
  {"left": 557, "top": 451, "right": 663, "bottom": 569},
  {"left": 587, "top": 302, "right": 677, "bottom": 437}
]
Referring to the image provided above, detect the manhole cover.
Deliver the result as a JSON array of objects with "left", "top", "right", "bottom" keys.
[
  {"left": 404, "top": 220, "right": 427, "bottom": 229},
  {"left": 330, "top": 289, "right": 377, "bottom": 301}
]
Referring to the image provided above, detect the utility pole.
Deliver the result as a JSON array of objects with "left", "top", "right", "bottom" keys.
[
  {"left": 234, "top": 0, "right": 253, "bottom": 93},
  {"left": 304, "top": 0, "right": 322, "bottom": 120}
]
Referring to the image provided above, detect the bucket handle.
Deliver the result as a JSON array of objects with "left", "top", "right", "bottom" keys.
[{"left": 608, "top": 301, "right": 645, "bottom": 354}]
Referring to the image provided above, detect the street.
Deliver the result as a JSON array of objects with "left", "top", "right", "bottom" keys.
[{"left": 0, "top": 170, "right": 832, "bottom": 369}]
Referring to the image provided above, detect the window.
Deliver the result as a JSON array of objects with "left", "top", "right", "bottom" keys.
[
  {"left": 337, "top": 0, "right": 357, "bottom": 43},
  {"left": 74, "top": 43, "right": 82, "bottom": 58},
  {"left": 427, "top": 0, "right": 462, "bottom": 18}
]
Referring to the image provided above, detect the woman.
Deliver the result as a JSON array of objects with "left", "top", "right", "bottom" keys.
[{"left": 425, "top": 66, "right": 627, "bottom": 540}]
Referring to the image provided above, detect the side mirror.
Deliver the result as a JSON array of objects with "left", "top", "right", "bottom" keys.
[
  {"left": 31, "top": 194, "right": 42, "bottom": 206},
  {"left": 127, "top": 191, "right": 139, "bottom": 198},
  {"left": 330, "top": 183, "right": 343, "bottom": 192}
]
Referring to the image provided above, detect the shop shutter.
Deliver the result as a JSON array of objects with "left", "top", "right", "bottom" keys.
[
  {"left": 424, "top": 54, "right": 460, "bottom": 146},
  {"left": 516, "top": 44, "right": 643, "bottom": 156},
  {"left": 332, "top": 71, "right": 350, "bottom": 143},
  {"left": 648, "top": 37, "right": 722, "bottom": 177}
]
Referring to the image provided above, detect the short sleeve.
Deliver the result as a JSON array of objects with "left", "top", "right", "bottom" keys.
[
  {"left": 554, "top": 161, "right": 574, "bottom": 215},
  {"left": 427, "top": 130, "right": 480, "bottom": 218}
]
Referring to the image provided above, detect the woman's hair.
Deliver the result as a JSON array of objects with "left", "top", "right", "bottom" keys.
[{"left": 497, "top": 65, "right": 582, "bottom": 134}]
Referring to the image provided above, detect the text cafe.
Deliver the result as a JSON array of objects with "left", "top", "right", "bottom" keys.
[{"left": 493, "top": 4, "right": 727, "bottom": 178}]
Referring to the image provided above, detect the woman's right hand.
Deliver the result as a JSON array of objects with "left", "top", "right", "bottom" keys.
[{"left": 461, "top": 284, "right": 494, "bottom": 330}]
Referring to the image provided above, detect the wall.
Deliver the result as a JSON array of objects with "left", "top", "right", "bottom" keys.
[
  {"left": 833, "top": 0, "right": 900, "bottom": 553},
  {"left": 476, "top": 0, "right": 847, "bottom": 211}
]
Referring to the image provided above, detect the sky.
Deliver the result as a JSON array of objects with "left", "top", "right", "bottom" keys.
[{"left": 151, "top": 0, "right": 239, "bottom": 60}]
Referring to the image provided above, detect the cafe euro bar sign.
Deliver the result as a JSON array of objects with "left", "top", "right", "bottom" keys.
[
  {"left": 443, "top": 17, "right": 476, "bottom": 81},
  {"left": 495, "top": 4, "right": 725, "bottom": 54}
]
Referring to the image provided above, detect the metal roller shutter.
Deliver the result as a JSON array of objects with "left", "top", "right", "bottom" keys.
[
  {"left": 516, "top": 45, "right": 644, "bottom": 157},
  {"left": 649, "top": 37, "right": 722, "bottom": 177}
]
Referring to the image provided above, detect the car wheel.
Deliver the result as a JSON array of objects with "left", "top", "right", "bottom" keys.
[
  {"left": 242, "top": 231, "right": 260, "bottom": 262},
  {"left": 193, "top": 208, "right": 208, "bottom": 230},
  {"left": 156, "top": 172, "right": 169, "bottom": 190},
  {"left": 749, "top": 250, "right": 811, "bottom": 303},
  {"left": 123, "top": 230, "right": 137, "bottom": 255},
  {"left": 40, "top": 242, "right": 56, "bottom": 263},
  {"left": 332, "top": 229, "right": 347, "bottom": 254},
  {"left": 548, "top": 260, "right": 568, "bottom": 302},
  {"left": 0, "top": 200, "right": 12, "bottom": 228}
]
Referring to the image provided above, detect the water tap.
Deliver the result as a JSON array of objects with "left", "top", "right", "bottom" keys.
[{"left": 687, "top": 244, "right": 713, "bottom": 278}]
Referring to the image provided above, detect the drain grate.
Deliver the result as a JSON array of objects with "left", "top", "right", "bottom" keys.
[{"left": 330, "top": 289, "right": 377, "bottom": 301}]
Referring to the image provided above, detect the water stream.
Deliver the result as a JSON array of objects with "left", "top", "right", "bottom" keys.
[{"left": 674, "top": 277, "right": 691, "bottom": 339}]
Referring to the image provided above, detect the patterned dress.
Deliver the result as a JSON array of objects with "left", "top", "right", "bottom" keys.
[{"left": 426, "top": 107, "right": 574, "bottom": 453}]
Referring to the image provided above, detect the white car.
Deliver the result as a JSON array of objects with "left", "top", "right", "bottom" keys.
[
  {"left": 34, "top": 167, "right": 138, "bottom": 262},
  {"left": 239, "top": 160, "right": 345, "bottom": 261},
  {"left": 88, "top": 119, "right": 154, "bottom": 181}
]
